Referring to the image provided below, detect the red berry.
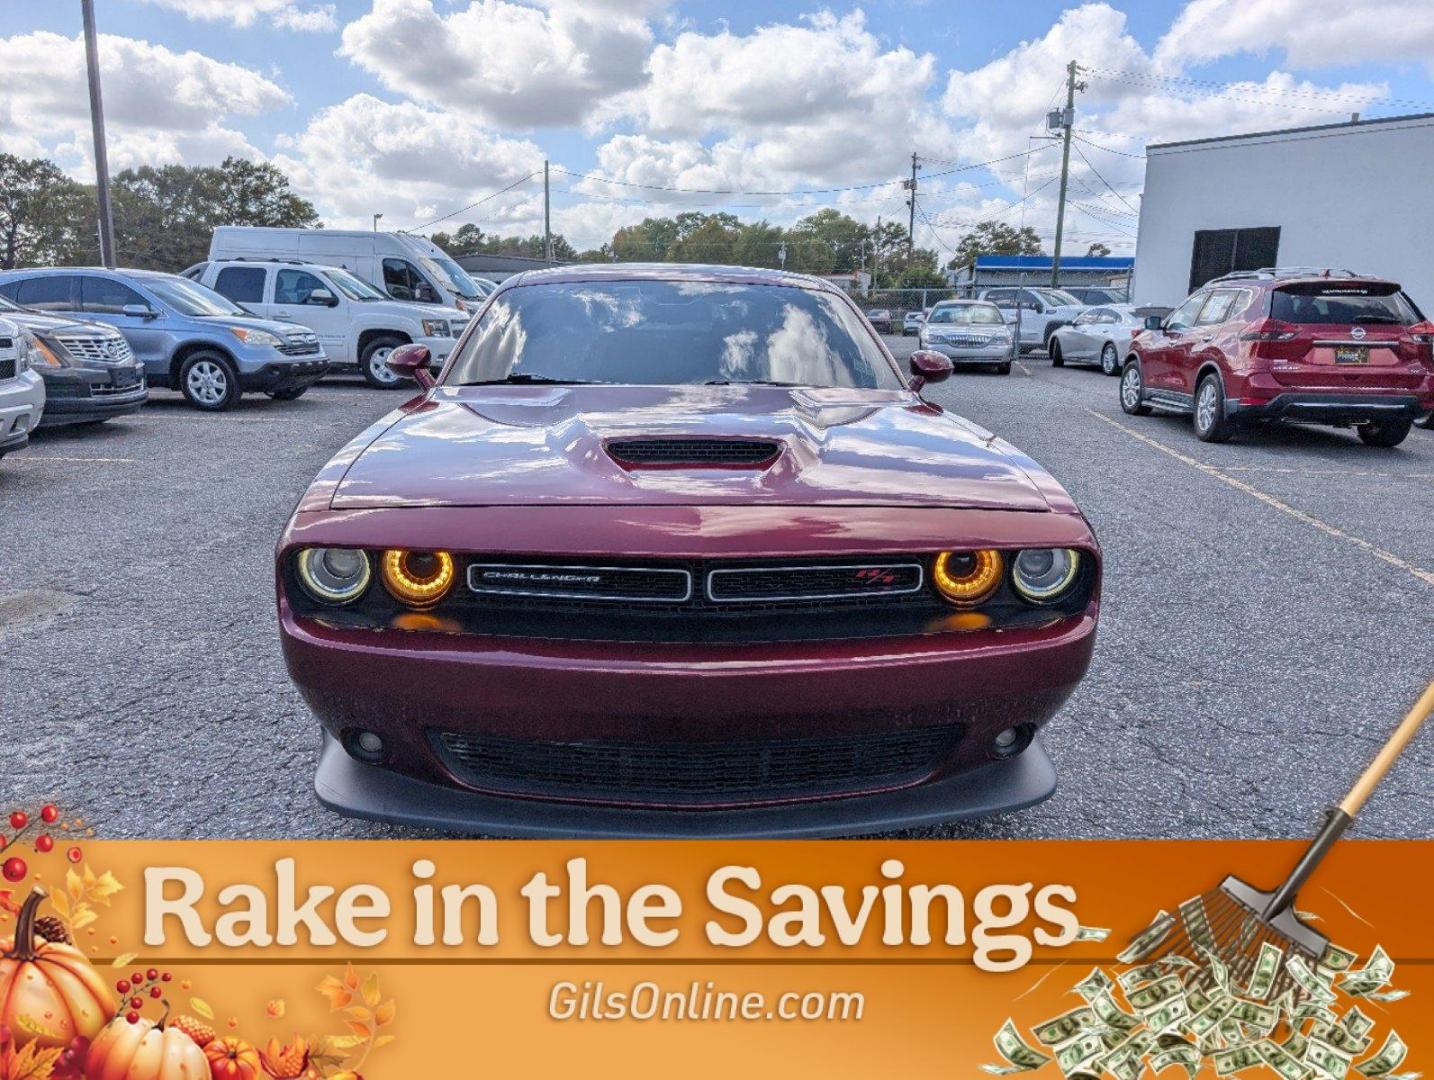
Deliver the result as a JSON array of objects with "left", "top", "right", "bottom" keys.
[
  {"left": 131, "top": 972, "right": 143, "bottom": 985},
  {"left": 9, "top": 811, "right": 26, "bottom": 830},
  {"left": 1, "top": 857, "right": 26, "bottom": 882},
  {"left": 41, "top": 805, "right": 59, "bottom": 824},
  {"left": 150, "top": 986, "right": 162, "bottom": 999},
  {"left": 129, "top": 997, "right": 143, "bottom": 1010},
  {"left": 161, "top": 972, "right": 172, "bottom": 982},
  {"left": 66, "top": 846, "right": 82, "bottom": 864},
  {"left": 117, "top": 980, "right": 130, "bottom": 994},
  {"left": 126, "top": 1012, "right": 140, "bottom": 1024},
  {"left": 146, "top": 968, "right": 159, "bottom": 981},
  {"left": 35, "top": 835, "right": 54, "bottom": 853}
]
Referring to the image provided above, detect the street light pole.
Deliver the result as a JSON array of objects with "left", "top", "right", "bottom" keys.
[
  {"left": 372, "top": 213, "right": 383, "bottom": 232},
  {"left": 543, "top": 159, "right": 552, "bottom": 265},
  {"left": 80, "top": 0, "right": 116, "bottom": 268}
]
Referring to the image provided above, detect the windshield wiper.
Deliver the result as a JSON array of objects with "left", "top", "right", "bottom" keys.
[
  {"left": 702, "top": 379, "right": 805, "bottom": 387},
  {"left": 460, "top": 373, "right": 603, "bottom": 386}
]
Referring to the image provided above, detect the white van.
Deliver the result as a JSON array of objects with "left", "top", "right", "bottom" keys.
[
  {"left": 185, "top": 259, "right": 470, "bottom": 388},
  {"left": 208, "top": 227, "right": 492, "bottom": 313}
]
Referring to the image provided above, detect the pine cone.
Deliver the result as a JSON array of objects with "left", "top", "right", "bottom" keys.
[{"left": 34, "top": 915, "right": 70, "bottom": 944}]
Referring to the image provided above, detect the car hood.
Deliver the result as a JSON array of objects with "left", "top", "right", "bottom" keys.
[
  {"left": 357, "top": 300, "right": 468, "bottom": 324},
  {"left": 329, "top": 385, "right": 1058, "bottom": 512},
  {"left": 1, "top": 311, "right": 119, "bottom": 337},
  {"left": 212, "top": 314, "right": 313, "bottom": 338}
]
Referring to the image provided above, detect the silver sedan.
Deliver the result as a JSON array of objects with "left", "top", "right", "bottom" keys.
[
  {"left": 1048, "top": 304, "right": 1149, "bottom": 376},
  {"left": 917, "top": 300, "right": 1014, "bottom": 373}
]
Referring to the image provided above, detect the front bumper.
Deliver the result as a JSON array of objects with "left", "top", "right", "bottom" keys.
[
  {"left": 313, "top": 729, "right": 1057, "bottom": 838},
  {"left": 37, "top": 365, "right": 146, "bottom": 427},
  {"left": 1226, "top": 392, "right": 1427, "bottom": 424},
  {"left": 239, "top": 358, "right": 331, "bottom": 393},
  {"left": 921, "top": 341, "right": 1013, "bottom": 363}
]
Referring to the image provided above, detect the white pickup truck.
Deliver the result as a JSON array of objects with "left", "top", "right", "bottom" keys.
[{"left": 185, "top": 259, "right": 470, "bottom": 388}]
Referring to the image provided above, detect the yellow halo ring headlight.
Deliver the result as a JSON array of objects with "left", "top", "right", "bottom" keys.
[
  {"left": 295, "top": 547, "right": 372, "bottom": 605},
  {"left": 381, "top": 549, "right": 456, "bottom": 607},
  {"left": 932, "top": 549, "right": 1003, "bottom": 606},
  {"left": 1011, "top": 548, "right": 1081, "bottom": 604}
]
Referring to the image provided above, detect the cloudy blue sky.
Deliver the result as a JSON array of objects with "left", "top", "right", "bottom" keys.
[{"left": 5, "top": 0, "right": 1434, "bottom": 254}]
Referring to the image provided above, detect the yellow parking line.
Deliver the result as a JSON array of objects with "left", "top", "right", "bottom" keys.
[{"left": 1086, "top": 408, "right": 1434, "bottom": 587}]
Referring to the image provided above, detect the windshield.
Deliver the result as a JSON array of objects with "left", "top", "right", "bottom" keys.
[
  {"left": 326, "top": 267, "right": 387, "bottom": 301},
  {"left": 927, "top": 304, "right": 1004, "bottom": 325},
  {"left": 0, "top": 295, "right": 21, "bottom": 313},
  {"left": 1037, "top": 289, "right": 1081, "bottom": 307},
  {"left": 445, "top": 280, "right": 901, "bottom": 389},
  {"left": 142, "top": 275, "right": 245, "bottom": 317},
  {"left": 1271, "top": 284, "right": 1417, "bottom": 325},
  {"left": 419, "top": 254, "right": 484, "bottom": 300}
]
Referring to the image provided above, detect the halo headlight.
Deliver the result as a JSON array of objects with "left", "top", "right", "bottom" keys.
[
  {"left": 1011, "top": 548, "right": 1081, "bottom": 604},
  {"left": 296, "top": 547, "right": 372, "bottom": 605},
  {"left": 381, "top": 550, "right": 455, "bottom": 607},
  {"left": 932, "top": 550, "right": 1003, "bottom": 606}
]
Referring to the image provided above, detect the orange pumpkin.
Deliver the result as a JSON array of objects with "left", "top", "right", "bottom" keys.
[
  {"left": 85, "top": 1014, "right": 208, "bottom": 1080},
  {"left": 204, "top": 1036, "right": 262, "bottom": 1080},
  {"left": 0, "top": 888, "right": 115, "bottom": 1050}
]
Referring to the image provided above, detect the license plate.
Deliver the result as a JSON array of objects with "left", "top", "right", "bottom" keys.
[{"left": 1334, "top": 346, "right": 1369, "bottom": 365}]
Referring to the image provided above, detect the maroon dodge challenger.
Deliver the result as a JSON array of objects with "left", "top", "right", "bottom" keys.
[{"left": 276, "top": 264, "right": 1101, "bottom": 836}]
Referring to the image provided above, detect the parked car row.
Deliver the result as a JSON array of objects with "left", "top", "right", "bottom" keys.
[{"left": 0, "top": 318, "right": 46, "bottom": 460}]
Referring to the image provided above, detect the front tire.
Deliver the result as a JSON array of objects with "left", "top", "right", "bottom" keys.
[
  {"left": 1050, "top": 339, "right": 1065, "bottom": 367},
  {"left": 1100, "top": 342, "right": 1121, "bottom": 376},
  {"left": 360, "top": 335, "right": 407, "bottom": 389},
  {"left": 1194, "top": 372, "right": 1234, "bottom": 443},
  {"left": 995, "top": 362, "right": 1012, "bottom": 375},
  {"left": 179, "top": 351, "right": 240, "bottom": 412},
  {"left": 1356, "top": 418, "right": 1412, "bottom": 447},
  {"left": 1119, "top": 361, "right": 1151, "bottom": 416}
]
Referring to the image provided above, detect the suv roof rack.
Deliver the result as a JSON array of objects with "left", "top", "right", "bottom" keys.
[
  {"left": 1207, "top": 266, "right": 1364, "bottom": 285},
  {"left": 213, "top": 257, "right": 309, "bottom": 265}
]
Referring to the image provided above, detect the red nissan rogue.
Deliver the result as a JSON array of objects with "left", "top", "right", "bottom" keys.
[{"left": 1121, "top": 269, "right": 1434, "bottom": 445}]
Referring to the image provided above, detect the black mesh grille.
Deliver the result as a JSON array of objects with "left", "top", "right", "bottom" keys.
[
  {"left": 709, "top": 563, "right": 922, "bottom": 602},
  {"left": 434, "top": 723, "right": 962, "bottom": 805},
  {"left": 607, "top": 437, "right": 779, "bottom": 467},
  {"left": 0, "top": 359, "right": 14, "bottom": 381},
  {"left": 468, "top": 563, "right": 690, "bottom": 602}
]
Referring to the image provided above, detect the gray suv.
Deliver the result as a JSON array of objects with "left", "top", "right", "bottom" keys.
[{"left": 0, "top": 268, "right": 329, "bottom": 411}]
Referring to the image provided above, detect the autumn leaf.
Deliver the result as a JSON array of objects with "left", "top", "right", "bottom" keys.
[
  {"left": 345, "top": 1020, "right": 372, "bottom": 1040},
  {"left": 265, "top": 999, "right": 286, "bottom": 1019},
  {"left": 190, "top": 997, "right": 215, "bottom": 1021},
  {"left": 373, "top": 1000, "right": 395, "bottom": 1027},
  {"left": 342, "top": 963, "right": 359, "bottom": 990},
  {"left": 373, "top": 1034, "right": 396, "bottom": 1050},
  {"left": 360, "top": 973, "right": 381, "bottom": 1008},
  {"left": 2, "top": 1041, "right": 64, "bottom": 1080},
  {"left": 65, "top": 869, "right": 84, "bottom": 904},
  {"left": 111, "top": 952, "right": 138, "bottom": 968},
  {"left": 342, "top": 1006, "right": 372, "bottom": 1025},
  {"left": 316, "top": 975, "right": 353, "bottom": 1011}
]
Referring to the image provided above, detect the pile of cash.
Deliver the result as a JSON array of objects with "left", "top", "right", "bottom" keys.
[{"left": 983, "top": 900, "right": 1414, "bottom": 1080}]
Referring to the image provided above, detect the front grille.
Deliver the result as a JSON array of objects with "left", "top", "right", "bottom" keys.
[
  {"left": 607, "top": 437, "right": 779, "bottom": 468},
  {"left": 0, "top": 359, "right": 14, "bottom": 381},
  {"left": 708, "top": 563, "right": 923, "bottom": 602},
  {"left": 278, "top": 335, "right": 321, "bottom": 356},
  {"left": 930, "top": 335, "right": 1000, "bottom": 348},
  {"left": 468, "top": 563, "right": 691, "bottom": 602},
  {"left": 55, "top": 334, "right": 133, "bottom": 364},
  {"left": 434, "top": 723, "right": 963, "bottom": 805}
]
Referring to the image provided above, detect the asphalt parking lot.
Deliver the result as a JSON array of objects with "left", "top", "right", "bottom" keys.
[{"left": 3, "top": 341, "right": 1431, "bottom": 840}]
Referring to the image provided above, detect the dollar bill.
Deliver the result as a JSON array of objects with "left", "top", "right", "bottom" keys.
[
  {"left": 1075, "top": 925, "right": 1112, "bottom": 942},
  {"left": 1090, "top": 990, "right": 1141, "bottom": 1034},
  {"left": 985, "top": 1019, "right": 1054, "bottom": 1074},
  {"left": 1308, "top": 1037, "right": 1354, "bottom": 1079},
  {"left": 1119, "top": 911, "right": 1176, "bottom": 965},
  {"left": 1340, "top": 947, "right": 1394, "bottom": 997},
  {"left": 1313, "top": 1020, "right": 1373, "bottom": 1056},
  {"left": 1355, "top": 1032, "right": 1407, "bottom": 1078},
  {"left": 1246, "top": 941, "right": 1284, "bottom": 1001},
  {"left": 1283, "top": 1032, "right": 1309, "bottom": 1060},
  {"left": 1120, "top": 963, "right": 1172, "bottom": 992},
  {"left": 1229, "top": 1000, "right": 1279, "bottom": 1033},
  {"left": 1146, "top": 997, "right": 1191, "bottom": 1034},
  {"left": 1319, "top": 943, "right": 1358, "bottom": 973},
  {"left": 1288, "top": 955, "right": 1339, "bottom": 1005},
  {"left": 1034, "top": 1007, "right": 1099, "bottom": 1047},
  {"left": 1200, "top": 946, "right": 1232, "bottom": 993},
  {"left": 1187, "top": 998, "right": 1237, "bottom": 1039},
  {"left": 1151, "top": 1044, "right": 1200, "bottom": 1078},
  {"left": 1073, "top": 967, "right": 1115, "bottom": 1002},
  {"left": 1213, "top": 1045, "right": 1263, "bottom": 1075},
  {"left": 1259, "top": 1039, "right": 1313, "bottom": 1080},
  {"left": 1128, "top": 975, "right": 1185, "bottom": 1014},
  {"left": 1056, "top": 1033, "right": 1107, "bottom": 1076},
  {"left": 1361, "top": 989, "right": 1409, "bottom": 1004},
  {"left": 1342, "top": 1008, "right": 1375, "bottom": 1040}
]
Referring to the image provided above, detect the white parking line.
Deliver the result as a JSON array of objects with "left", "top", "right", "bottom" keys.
[
  {"left": 1086, "top": 408, "right": 1434, "bottom": 587},
  {"left": 8, "top": 455, "right": 137, "bottom": 464},
  {"left": 1218, "top": 466, "right": 1434, "bottom": 480}
]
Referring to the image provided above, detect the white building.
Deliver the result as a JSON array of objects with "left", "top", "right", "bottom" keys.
[{"left": 1132, "top": 113, "right": 1434, "bottom": 309}]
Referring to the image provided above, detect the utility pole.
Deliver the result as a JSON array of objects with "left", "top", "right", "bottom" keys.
[
  {"left": 1051, "top": 59, "right": 1085, "bottom": 288},
  {"left": 543, "top": 159, "right": 552, "bottom": 265},
  {"left": 903, "top": 152, "right": 920, "bottom": 256},
  {"left": 80, "top": 0, "right": 116, "bottom": 268},
  {"left": 873, "top": 215, "right": 882, "bottom": 286}
]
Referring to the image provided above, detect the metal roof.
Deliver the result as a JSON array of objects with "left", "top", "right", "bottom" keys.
[{"left": 971, "top": 255, "right": 1134, "bottom": 270}]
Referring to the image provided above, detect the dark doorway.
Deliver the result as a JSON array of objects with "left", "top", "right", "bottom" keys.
[{"left": 1188, "top": 227, "right": 1280, "bottom": 291}]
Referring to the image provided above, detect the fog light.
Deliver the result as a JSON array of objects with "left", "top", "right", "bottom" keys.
[
  {"left": 295, "top": 547, "right": 371, "bottom": 605},
  {"left": 990, "top": 726, "right": 1031, "bottom": 758},
  {"left": 345, "top": 730, "right": 385, "bottom": 763},
  {"left": 381, "top": 549, "right": 455, "bottom": 607},
  {"left": 357, "top": 731, "right": 383, "bottom": 754},
  {"left": 933, "top": 549, "right": 1003, "bottom": 606}
]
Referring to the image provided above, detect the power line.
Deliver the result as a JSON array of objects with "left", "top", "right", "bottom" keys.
[
  {"left": 1070, "top": 140, "right": 1140, "bottom": 214},
  {"left": 1072, "top": 132, "right": 1146, "bottom": 159},
  {"left": 1082, "top": 66, "right": 1434, "bottom": 111},
  {"left": 410, "top": 171, "right": 540, "bottom": 231},
  {"left": 1083, "top": 69, "right": 1404, "bottom": 117}
]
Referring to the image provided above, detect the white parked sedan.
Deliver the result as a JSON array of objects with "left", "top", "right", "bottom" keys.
[
  {"left": 0, "top": 319, "right": 46, "bottom": 462},
  {"left": 1047, "top": 304, "right": 1151, "bottom": 376},
  {"left": 917, "top": 300, "right": 1014, "bottom": 374}
]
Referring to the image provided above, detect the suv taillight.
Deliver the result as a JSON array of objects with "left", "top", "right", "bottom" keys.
[
  {"left": 1407, "top": 320, "right": 1434, "bottom": 345},
  {"left": 1238, "top": 318, "right": 1298, "bottom": 342}
]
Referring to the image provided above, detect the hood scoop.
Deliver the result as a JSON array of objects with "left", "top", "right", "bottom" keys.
[{"left": 605, "top": 436, "right": 781, "bottom": 469}]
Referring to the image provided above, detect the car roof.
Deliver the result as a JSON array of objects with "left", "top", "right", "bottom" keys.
[{"left": 504, "top": 262, "right": 840, "bottom": 293}]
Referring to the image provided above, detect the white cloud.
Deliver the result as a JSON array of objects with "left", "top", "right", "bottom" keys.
[
  {"left": 1155, "top": 0, "right": 1434, "bottom": 73},
  {"left": 136, "top": 0, "right": 338, "bottom": 32},
  {"left": 0, "top": 31, "right": 288, "bottom": 172},
  {"left": 272, "top": 94, "right": 547, "bottom": 229},
  {"left": 338, "top": 0, "right": 654, "bottom": 127}
]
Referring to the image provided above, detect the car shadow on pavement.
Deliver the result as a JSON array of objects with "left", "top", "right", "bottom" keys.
[{"left": 1140, "top": 410, "right": 1426, "bottom": 453}]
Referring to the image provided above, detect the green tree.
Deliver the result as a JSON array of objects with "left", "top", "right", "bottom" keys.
[
  {"left": 611, "top": 217, "right": 679, "bottom": 261},
  {"left": 732, "top": 221, "right": 784, "bottom": 269},
  {"left": 944, "top": 221, "right": 1042, "bottom": 270},
  {"left": 786, "top": 209, "right": 867, "bottom": 274},
  {"left": 0, "top": 154, "right": 95, "bottom": 269},
  {"left": 668, "top": 214, "right": 740, "bottom": 264}
]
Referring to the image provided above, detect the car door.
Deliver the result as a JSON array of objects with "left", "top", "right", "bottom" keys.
[
  {"left": 1144, "top": 291, "right": 1207, "bottom": 392},
  {"left": 76, "top": 275, "right": 171, "bottom": 376},
  {"left": 1182, "top": 288, "right": 1242, "bottom": 394},
  {"left": 211, "top": 265, "right": 270, "bottom": 317},
  {"left": 1064, "top": 310, "right": 1100, "bottom": 358},
  {"left": 273, "top": 268, "right": 349, "bottom": 361}
]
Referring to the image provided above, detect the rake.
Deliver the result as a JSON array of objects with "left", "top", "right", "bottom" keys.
[{"left": 1136, "top": 679, "right": 1434, "bottom": 1002}]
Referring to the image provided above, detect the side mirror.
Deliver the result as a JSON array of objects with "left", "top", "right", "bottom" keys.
[
  {"left": 1144, "top": 314, "right": 1164, "bottom": 331},
  {"left": 308, "top": 288, "right": 337, "bottom": 307},
  {"left": 908, "top": 349, "right": 953, "bottom": 391},
  {"left": 122, "top": 303, "right": 156, "bottom": 319},
  {"left": 387, "top": 342, "right": 435, "bottom": 388}
]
